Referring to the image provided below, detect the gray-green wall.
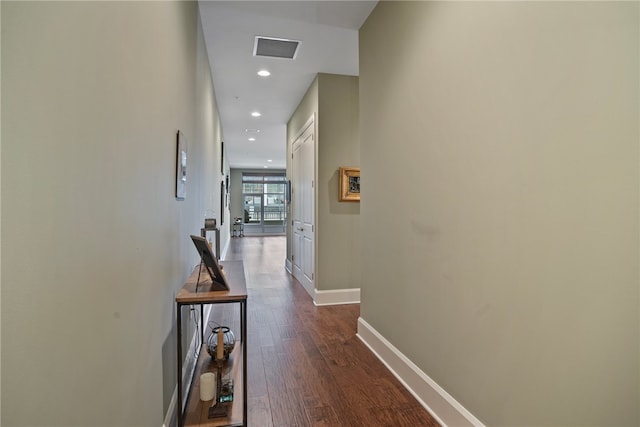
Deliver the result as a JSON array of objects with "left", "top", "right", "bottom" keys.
[
  {"left": 287, "top": 74, "right": 360, "bottom": 292},
  {"left": 317, "top": 74, "right": 360, "bottom": 291},
  {"left": 230, "top": 168, "right": 245, "bottom": 226},
  {"left": 359, "top": 2, "right": 639, "bottom": 426},
  {"left": 1, "top": 2, "right": 225, "bottom": 425}
]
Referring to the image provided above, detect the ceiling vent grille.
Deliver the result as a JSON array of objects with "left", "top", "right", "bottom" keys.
[{"left": 253, "top": 36, "right": 300, "bottom": 60}]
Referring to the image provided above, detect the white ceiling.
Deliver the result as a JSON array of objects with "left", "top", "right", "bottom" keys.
[{"left": 198, "top": 1, "right": 377, "bottom": 171}]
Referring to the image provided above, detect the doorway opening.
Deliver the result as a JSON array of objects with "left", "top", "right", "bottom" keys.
[{"left": 242, "top": 172, "right": 287, "bottom": 235}]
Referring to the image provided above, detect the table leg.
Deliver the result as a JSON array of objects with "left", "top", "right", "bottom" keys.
[
  {"left": 200, "top": 303, "right": 204, "bottom": 347},
  {"left": 177, "top": 303, "right": 183, "bottom": 427},
  {"left": 242, "top": 300, "right": 247, "bottom": 426}
]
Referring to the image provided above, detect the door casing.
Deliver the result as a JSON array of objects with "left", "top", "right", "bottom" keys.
[{"left": 291, "top": 116, "right": 315, "bottom": 296}]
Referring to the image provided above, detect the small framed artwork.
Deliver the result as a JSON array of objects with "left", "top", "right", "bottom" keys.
[
  {"left": 285, "top": 180, "right": 291, "bottom": 204},
  {"left": 220, "top": 180, "right": 225, "bottom": 225},
  {"left": 220, "top": 141, "right": 225, "bottom": 175},
  {"left": 339, "top": 167, "right": 360, "bottom": 202},
  {"left": 175, "top": 131, "right": 187, "bottom": 200}
]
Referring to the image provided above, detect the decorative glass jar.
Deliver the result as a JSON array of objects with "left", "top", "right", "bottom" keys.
[{"left": 206, "top": 325, "right": 236, "bottom": 362}]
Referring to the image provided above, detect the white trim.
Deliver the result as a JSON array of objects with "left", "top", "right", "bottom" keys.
[
  {"left": 162, "top": 390, "right": 176, "bottom": 427},
  {"left": 291, "top": 113, "right": 315, "bottom": 143},
  {"left": 356, "top": 317, "right": 485, "bottom": 427},
  {"left": 163, "top": 304, "right": 212, "bottom": 427},
  {"left": 290, "top": 113, "right": 317, "bottom": 304},
  {"left": 285, "top": 258, "right": 292, "bottom": 274},
  {"left": 313, "top": 288, "right": 360, "bottom": 306},
  {"left": 299, "top": 277, "right": 314, "bottom": 299},
  {"left": 220, "top": 237, "right": 230, "bottom": 261}
]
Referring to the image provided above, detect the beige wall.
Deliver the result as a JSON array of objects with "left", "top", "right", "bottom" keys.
[
  {"left": 317, "top": 74, "right": 360, "bottom": 291},
  {"left": 287, "top": 74, "right": 361, "bottom": 292},
  {"left": 230, "top": 168, "right": 245, "bottom": 225},
  {"left": 360, "top": 2, "right": 639, "bottom": 426},
  {"left": 1, "top": 2, "right": 224, "bottom": 425}
]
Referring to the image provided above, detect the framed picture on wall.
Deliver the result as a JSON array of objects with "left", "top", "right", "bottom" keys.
[
  {"left": 286, "top": 180, "right": 291, "bottom": 204},
  {"left": 339, "top": 166, "right": 360, "bottom": 202},
  {"left": 175, "top": 131, "right": 187, "bottom": 201},
  {"left": 220, "top": 180, "right": 225, "bottom": 225},
  {"left": 220, "top": 141, "right": 224, "bottom": 175}
]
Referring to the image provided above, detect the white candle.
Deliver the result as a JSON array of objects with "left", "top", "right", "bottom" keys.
[{"left": 199, "top": 372, "right": 216, "bottom": 401}]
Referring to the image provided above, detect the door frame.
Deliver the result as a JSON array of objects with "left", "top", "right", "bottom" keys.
[
  {"left": 290, "top": 114, "right": 316, "bottom": 297},
  {"left": 241, "top": 173, "right": 287, "bottom": 235}
]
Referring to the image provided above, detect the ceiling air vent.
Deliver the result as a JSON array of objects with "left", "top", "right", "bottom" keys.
[{"left": 253, "top": 36, "right": 300, "bottom": 60}]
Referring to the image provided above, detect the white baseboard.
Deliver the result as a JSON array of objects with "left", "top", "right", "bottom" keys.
[
  {"left": 163, "top": 304, "right": 212, "bottom": 427},
  {"left": 285, "top": 258, "right": 292, "bottom": 274},
  {"left": 300, "top": 280, "right": 314, "bottom": 299},
  {"left": 356, "top": 317, "right": 485, "bottom": 427},
  {"left": 313, "top": 288, "right": 360, "bottom": 306},
  {"left": 220, "top": 238, "right": 230, "bottom": 261},
  {"left": 163, "top": 390, "right": 176, "bottom": 427}
]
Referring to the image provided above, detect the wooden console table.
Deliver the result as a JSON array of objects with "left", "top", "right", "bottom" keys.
[{"left": 176, "top": 261, "right": 247, "bottom": 427}]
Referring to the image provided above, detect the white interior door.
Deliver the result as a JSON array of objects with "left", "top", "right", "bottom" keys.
[{"left": 292, "top": 119, "right": 315, "bottom": 296}]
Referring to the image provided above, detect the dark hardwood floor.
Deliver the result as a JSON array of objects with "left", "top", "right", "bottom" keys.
[{"left": 206, "top": 236, "right": 439, "bottom": 427}]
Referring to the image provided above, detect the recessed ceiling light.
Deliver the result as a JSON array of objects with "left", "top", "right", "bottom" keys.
[
  {"left": 248, "top": 137, "right": 256, "bottom": 141},
  {"left": 245, "top": 129, "right": 261, "bottom": 133},
  {"left": 267, "top": 159, "right": 273, "bottom": 162},
  {"left": 257, "top": 70, "right": 271, "bottom": 77},
  {"left": 251, "top": 111, "right": 261, "bottom": 117},
  {"left": 263, "top": 166, "right": 268, "bottom": 169}
]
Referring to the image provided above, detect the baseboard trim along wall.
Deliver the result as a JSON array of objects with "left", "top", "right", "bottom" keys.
[
  {"left": 313, "top": 288, "right": 360, "bottom": 306},
  {"left": 356, "top": 317, "right": 485, "bottom": 427},
  {"left": 220, "top": 238, "right": 230, "bottom": 261},
  {"left": 285, "top": 258, "right": 292, "bottom": 274},
  {"left": 164, "top": 304, "right": 212, "bottom": 427},
  {"left": 162, "top": 394, "right": 176, "bottom": 427}
]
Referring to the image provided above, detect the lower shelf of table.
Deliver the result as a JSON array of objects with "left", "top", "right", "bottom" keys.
[{"left": 184, "top": 342, "right": 244, "bottom": 427}]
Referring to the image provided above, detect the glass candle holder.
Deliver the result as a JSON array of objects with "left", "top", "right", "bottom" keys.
[{"left": 206, "top": 325, "right": 236, "bottom": 362}]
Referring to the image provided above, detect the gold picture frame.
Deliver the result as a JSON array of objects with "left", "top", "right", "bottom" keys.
[{"left": 339, "top": 167, "right": 360, "bottom": 202}]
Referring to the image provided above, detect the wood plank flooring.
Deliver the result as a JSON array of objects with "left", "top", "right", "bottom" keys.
[{"left": 204, "top": 236, "right": 438, "bottom": 427}]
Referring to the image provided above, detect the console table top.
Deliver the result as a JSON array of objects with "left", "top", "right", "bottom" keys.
[{"left": 176, "top": 260, "right": 247, "bottom": 304}]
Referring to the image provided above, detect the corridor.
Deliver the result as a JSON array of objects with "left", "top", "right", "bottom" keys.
[{"left": 202, "top": 236, "right": 438, "bottom": 426}]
